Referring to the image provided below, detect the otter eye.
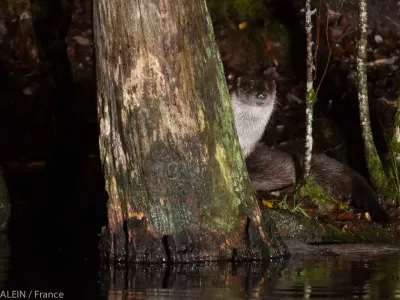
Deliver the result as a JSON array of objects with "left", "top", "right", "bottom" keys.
[{"left": 237, "top": 77, "right": 242, "bottom": 87}]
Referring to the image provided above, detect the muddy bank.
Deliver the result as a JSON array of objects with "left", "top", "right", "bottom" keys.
[{"left": 285, "top": 238, "right": 400, "bottom": 258}]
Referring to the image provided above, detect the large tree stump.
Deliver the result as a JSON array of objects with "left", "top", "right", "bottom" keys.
[{"left": 93, "top": 0, "right": 288, "bottom": 263}]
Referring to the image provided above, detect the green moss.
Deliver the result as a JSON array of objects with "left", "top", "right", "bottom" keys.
[
  {"left": 384, "top": 90, "right": 400, "bottom": 204},
  {"left": 208, "top": 10, "right": 250, "bottom": 202},
  {"left": 354, "top": 226, "right": 395, "bottom": 244},
  {"left": 206, "top": 47, "right": 212, "bottom": 58},
  {"left": 323, "top": 224, "right": 400, "bottom": 245},
  {"left": 190, "top": 11, "right": 253, "bottom": 235},
  {"left": 385, "top": 155, "right": 400, "bottom": 204},
  {"left": 322, "top": 224, "right": 360, "bottom": 243},
  {"left": 296, "top": 176, "right": 336, "bottom": 206},
  {"left": 275, "top": 196, "right": 310, "bottom": 219},
  {"left": 368, "top": 154, "right": 388, "bottom": 188},
  {"left": 309, "top": 88, "right": 318, "bottom": 104},
  {"left": 294, "top": 176, "right": 347, "bottom": 217},
  {"left": 365, "top": 145, "right": 399, "bottom": 204}
]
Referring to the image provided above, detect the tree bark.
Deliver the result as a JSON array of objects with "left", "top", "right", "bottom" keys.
[
  {"left": 303, "top": 0, "right": 316, "bottom": 179},
  {"left": 93, "top": 0, "right": 288, "bottom": 263},
  {"left": 357, "top": 0, "right": 389, "bottom": 195}
]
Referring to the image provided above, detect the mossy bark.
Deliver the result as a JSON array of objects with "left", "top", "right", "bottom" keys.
[
  {"left": 391, "top": 93, "right": 400, "bottom": 156},
  {"left": 302, "top": 0, "right": 316, "bottom": 179},
  {"left": 357, "top": 0, "right": 389, "bottom": 196},
  {"left": 387, "top": 92, "right": 400, "bottom": 203},
  {"left": 93, "top": 0, "right": 288, "bottom": 263}
]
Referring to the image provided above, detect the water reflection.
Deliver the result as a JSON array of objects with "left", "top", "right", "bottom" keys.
[
  {"left": 102, "top": 254, "right": 400, "bottom": 300},
  {"left": 2, "top": 247, "right": 400, "bottom": 299}
]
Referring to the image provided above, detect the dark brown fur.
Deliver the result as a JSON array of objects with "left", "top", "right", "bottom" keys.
[
  {"left": 310, "top": 154, "right": 388, "bottom": 222},
  {"left": 246, "top": 144, "right": 389, "bottom": 223},
  {"left": 231, "top": 74, "right": 388, "bottom": 223},
  {"left": 246, "top": 145, "right": 296, "bottom": 191}
]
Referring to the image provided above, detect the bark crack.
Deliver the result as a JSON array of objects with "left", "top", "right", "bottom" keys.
[{"left": 136, "top": 0, "right": 149, "bottom": 56}]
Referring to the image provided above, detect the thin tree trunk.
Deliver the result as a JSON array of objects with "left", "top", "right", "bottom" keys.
[
  {"left": 93, "top": 0, "right": 288, "bottom": 263},
  {"left": 303, "top": 0, "right": 316, "bottom": 179},
  {"left": 357, "top": 0, "right": 388, "bottom": 194}
]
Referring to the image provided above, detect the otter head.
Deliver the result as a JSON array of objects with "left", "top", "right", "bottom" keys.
[{"left": 233, "top": 75, "right": 276, "bottom": 107}]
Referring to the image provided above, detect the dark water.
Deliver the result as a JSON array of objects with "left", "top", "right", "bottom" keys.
[
  {"left": 2, "top": 239, "right": 400, "bottom": 300},
  {"left": 100, "top": 255, "right": 400, "bottom": 300}
]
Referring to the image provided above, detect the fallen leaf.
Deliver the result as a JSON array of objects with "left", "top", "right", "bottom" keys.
[
  {"left": 305, "top": 208, "right": 314, "bottom": 216},
  {"left": 337, "top": 212, "right": 355, "bottom": 221},
  {"left": 262, "top": 200, "right": 274, "bottom": 208},
  {"left": 238, "top": 22, "right": 247, "bottom": 30}
]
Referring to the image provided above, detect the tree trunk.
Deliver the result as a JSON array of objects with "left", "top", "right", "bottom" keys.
[
  {"left": 93, "top": 0, "right": 288, "bottom": 263},
  {"left": 303, "top": 0, "right": 316, "bottom": 179},
  {"left": 357, "top": 0, "right": 389, "bottom": 196}
]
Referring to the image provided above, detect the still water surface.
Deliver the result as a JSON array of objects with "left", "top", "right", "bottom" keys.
[
  {"left": 103, "top": 254, "right": 400, "bottom": 300},
  {"left": 2, "top": 243, "right": 400, "bottom": 300}
]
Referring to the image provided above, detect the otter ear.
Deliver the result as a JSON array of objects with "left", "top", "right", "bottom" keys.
[{"left": 264, "top": 80, "right": 276, "bottom": 92}]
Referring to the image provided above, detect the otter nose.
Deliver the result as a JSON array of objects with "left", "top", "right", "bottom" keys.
[{"left": 255, "top": 91, "right": 265, "bottom": 99}]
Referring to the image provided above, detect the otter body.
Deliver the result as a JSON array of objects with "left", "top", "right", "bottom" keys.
[
  {"left": 230, "top": 76, "right": 276, "bottom": 157},
  {"left": 231, "top": 75, "right": 388, "bottom": 223}
]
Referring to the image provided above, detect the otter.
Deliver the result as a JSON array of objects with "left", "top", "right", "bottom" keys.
[{"left": 230, "top": 75, "right": 388, "bottom": 223}]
